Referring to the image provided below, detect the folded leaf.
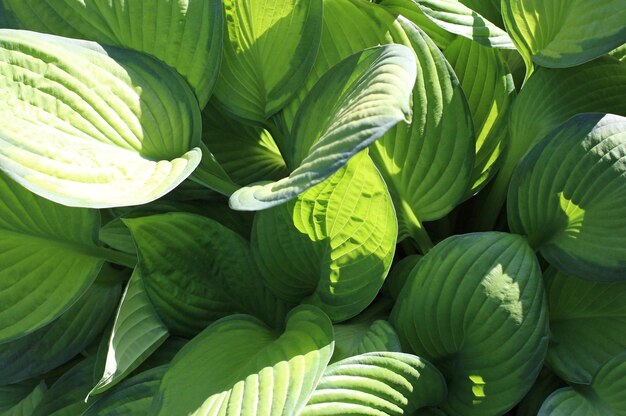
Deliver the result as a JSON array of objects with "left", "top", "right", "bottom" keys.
[
  {"left": 0, "top": 171, "right": 104, "bottom": 343},
  {"left": 544, "top": 267, "right": 626, "bottom": 384},
  {"left": 0, "top": 266, "right": 122, "bottom": 385},
  {"left": 0, "top": 30, "right": 202, "bottom": 208},
  {"left": 0, "top": 0, "right": 222, "bottom": 106},
  {"left": 391, "top": 232, "right": 548, "bottom": 415},
  {"left": 412, "top": 0, "right": 514, "bottom": 48},
  {"left": 252, "top": 151, "right": 396, "bottom": 322},
  {"left": 152, "top": 305, "right": 334, "bottom": 416},
  {"left": 212, "top": 0, "right": 323, "bottom": 122},
  {"left": 301, "top": 352, "right": 447, "bottom": 415},
  {"left": 125, "top": 213, "right": 289, "bottom": 336},
  {"left": 508, "top": 113, "right": 626, "bottom": 281},
  {"left": 502, "top": 0, "right": 626, "bottom": 75},
  {"left": 229, "top": 44, "right": 416, "bottom": 210},
  {"left": 538, "top": 353, "right": 626, "bottom": 416},
  {"left": 332, "top": 320, "right": 401, "bottom": 363},
  {"left": 91, "top": 269, "right": 168, "bottom": 395}
]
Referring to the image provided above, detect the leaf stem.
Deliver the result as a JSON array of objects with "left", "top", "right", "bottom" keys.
[
  {"left": 401, "top": 200, "right": 433, "bottom": 254},
  {"left": 95, "top": 247, "right": 138, "bottom": 269}
]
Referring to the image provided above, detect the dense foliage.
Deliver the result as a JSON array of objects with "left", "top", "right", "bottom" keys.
[{"left": 0, "top": 0, "right": 625, "bottom": 415}]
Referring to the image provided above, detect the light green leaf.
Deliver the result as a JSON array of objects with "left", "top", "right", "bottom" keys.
[
  {"left": 83, "top": 365, "right": 167, "bottom": 416},
  {"left": 202, "top": 101, "right": 288, "bottom": 185},
  {"left": 229, "top": 44, "right": 416, "bottom": 210},
  {"left": 544, "top": 267, "right": 626, "bottom": 384},
  {"left": 0, "top": 382, "right": 46, "bottom": 416},
  {"left": 212, "top": 0, "right": 323, "bottom": 123},
  {"left": 0, "top": 171, "right": 104, "bottom": 343},
  {"left": 332, "top": 320, "right": 401, "bottom": 363},
  {"left": 516, "top": 367, "right": 567, "bottom": 416},
  {"left": 301, "top": 352, "right": 447, "bottom": 416},
  {"left": 125, "top": 212, "right": 288, "bottom": 336},
  {"left": 508, "top": 113, "right": 626, "bottom": 281},
  {"left": 91, "top": 269, "right": 168, "bottom": 395},
  {"left": 369, "top": 19, "right": 474, "bottom": 241},
  {"left": 475, "top": 56, "right": 626, "bottom": 230},
  {"left": 152, "top": 305, "right": 334, "bottom": 416},
  {"left": 443, "top": 36, "right": 516, "bottom": 196},
  {"left": 0, "top": 0, "right": 222, "bottom": 106},
  {"left": 0, "top": 266, "right": 122, "bottom": 385},
  {"left": 502, "top": 0, "right": 626, "bottom": 75},
  {"left": 391, "top": 232, "right": 548, "bottom": 415},
  {"left": 0, "top": 30, "right": 202, "bottom": 208},
  {"left": 252, "top": 151, "right": 397, "bottom": 322},
  {"left": 610, "top": 43, "right": 626, "bottom": 62},
  {"left": 412, "top": 0, "right": 514, "bottom": 48},
  {"left": 31, "top": 357, "right": 97, "bottom": 416},
  {"left": 538, "top": 353, "right": 626, "bottom": 416}
]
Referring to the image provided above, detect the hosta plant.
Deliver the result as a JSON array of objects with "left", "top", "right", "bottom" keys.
[{"left": 0, "top": 0, "right": 625, "bottom": 415}]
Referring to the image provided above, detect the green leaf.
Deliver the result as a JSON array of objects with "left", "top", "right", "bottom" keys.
[
  {"left": 476, "top": 56, "right": 626, "bottom": 230},
  {"left": 152, "top": 305, "right": 334, "bottom": 416},
  {"left": 369, "top": 19, "right": 474, "bottom": 241},
  {"left": 516, "top": 367, "right": 567, "bottom": 416},
  {"left": 544, "top": 267, "right": 626, "bottom": 384},
  {"left": 0, "top": 30, "right": 202, "bottom": 208},
  {"left": 332, "top": 320, "right": 402, "bottom": 363},
  {"left": 610, "top": 43, "right": 626, "bottom": 62},
  {"left": 125, "top": 212, "right": 288, "bottom": 336},
  {"left": 412, "top": 0, "right": 514, "bottom": 48},
  {"left": 229, "top": 44, "right": 416, "bottom": 210},
  {"left": 0, "top": 266, "right": 122, "bottom": 385},
  {"left": 252, "top": 151, "right": 397, "bottom": 322},
  {"left": 508, "top": 113, "right": 626, "bottom": 281},
  {"left": 0, "top": 382, "right": 45, "bottom": 416},
  {"left": 83, "top": 365, "right": 167, "bottom": 416},
  {"left": 212, "top": 0, "right": 323, "bottom": 123},
  {"left": 391, "top": 232, "right": 548, "bottom": 415},
  {"left": 443, "top": 36, "right": 516, "bottom": 196},
  {"left": 502, "top": 0, "right": 626, "bottom": 75},
  {"left": 31, "top": 357, "right": 97, "bottom": 416},
  {"left": 0, "top": 171, "right": 104, "bottom": 343},
  {"left": 90, "top": 269, "right": 168, "bottom": 395},
  {"left": 0, "top": 0, "right": 222, "bottom": 106},
  {"left": 538, "top": 353, "right": 626, "bottom": 416},
  {"left": 202, "top": 101, "right": 288, "bottom": 184},
  {"left": 301, "top": 352, "right": 447, "bottom": 416},
  {"left": 382, "top": 255, "right": 421, "bottom": 301}
]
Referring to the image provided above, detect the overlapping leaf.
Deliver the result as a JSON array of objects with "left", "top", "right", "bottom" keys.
[
  {"left": 125, "top": 212, "right": 288, "bottom": 336},
  {"left": 152, "top": 305, "right": 334, "bottom": 416},
  {"left": 252, "top": 151, "right": 396, "bottom": 322},
  {"left": 0, "top": 171, "right": 104, "bottom": 343},
  {"left": 502, "top": 0, "right": 626, "bottom": 75},
  {"left": 91, "top": 270, "right": 168, "bottom": 395},
  {"left": 516, "top": 368, "right": 567, "bottom": 416},
  {"left": 544, "top": 267, "right": 626, "bottom": 384},
  {"left": 0, "top": 382, "right": 45, "bottom": 416},
  {"left": 332, "top": 320, "right": 401, "bottom": 363},
  {"left": 508, "top": 113, "right": 626, "bottom": 281},
  {"left": 0, "top": 266, "right": 122, "bottom": 385},
  {"left": 0, "top": 0, "right": 222, "bottom": 106},
  {"left": 0, "top": 30, "right": 202, "bottom": 208},
  {"left": 391, "top": 232, "right": 548, "bottom": 415},
  {"left": 212, "top": 0, "right": 323, "bottom": 123},
  {"left": 229, "top": 44, "right": 416, "bottom": 210},
  {"left": 301, "top": 352, "right": 447, "bottom": 415}
]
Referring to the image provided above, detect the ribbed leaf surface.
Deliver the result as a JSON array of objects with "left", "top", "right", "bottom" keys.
[
  {"left": 229, "top": 44, "right": 416, "bottom": 210},
  {"left": 0, "top": 30, "right": 202, "bottom": 208},
  {"left": 332, "top": 320, "right": 401, "bottom": 363},
  {"left": 125, "top": 213, "right": 288, "bottom": 336},
  {"left": 0, "top": 171, "right": 103, "bottom": 343},
  {"left": 0, "top": 0, "right": 222, "bottom": 106},
  {"left": 152, "top": 305, "right": 334, "bottom": 416},
  {"left": 0, "top": 382, "right": 45, "bottom": 416},
  {"left": 391, "top": 232, "right": 548, "bottom": 415},
  {"left": 538, "top": 353, "right": 626, "bottom": 416},
  {"left": 91, "top": 270, "right": 168, "bottom": 395},
  {"left": 301, "top": 352, "right": 447, "bottom": 416},
  {"left": 213, "top": 0, "right": 322, "bottom": 122},
  {"left": 0, "top": 268, "right": 121, "bottom": 385},
  {"left": 252, "top": 151, "right": 396, "bottom": 322},
  {"left": 502, "top": 0, "right": 626, "bottom": 74},
  {"left": 544, "top": 267, "right": 626, "bottom": 384},
  {"left": 508, "top": 113, "right": 626, "bottom": 281}
]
